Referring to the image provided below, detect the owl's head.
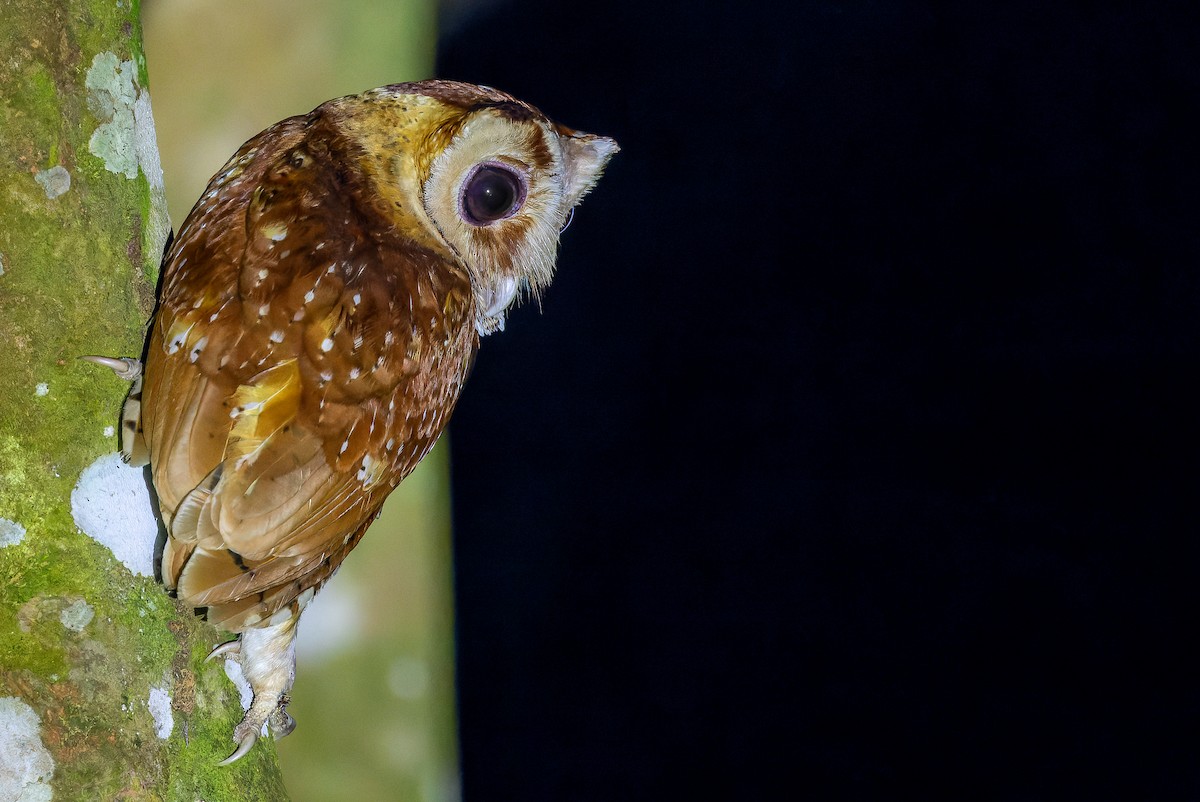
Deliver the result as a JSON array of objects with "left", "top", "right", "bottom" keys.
[{"left": 328, "top": 80, "right": 618, "bottom": 334}]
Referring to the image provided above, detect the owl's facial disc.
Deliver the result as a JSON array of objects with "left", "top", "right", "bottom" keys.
[
  {"left": 413, "top": 102, "right": 617, "bottom": 336},
  {"left": 460, "top": 162, "right": 527, "bottom": 225}
]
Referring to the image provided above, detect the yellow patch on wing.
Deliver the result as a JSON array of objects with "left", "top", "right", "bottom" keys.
[{"left": 226, "top": 359, "right": 301, "bottom": 465}]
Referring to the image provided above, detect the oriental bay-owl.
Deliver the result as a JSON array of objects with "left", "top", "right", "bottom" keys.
[{"left": 90, "top": 80, "right": 616, "bottom": 763}]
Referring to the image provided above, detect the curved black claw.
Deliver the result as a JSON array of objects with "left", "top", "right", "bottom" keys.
[
  {"left": 217, "top": 731, "right": 258, "bottom": 766},
  {"left": 205, "top": 639, "right": 241, "bottom": 662}
]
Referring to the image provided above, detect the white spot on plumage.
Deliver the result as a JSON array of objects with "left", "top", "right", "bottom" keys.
[
  {"left": 189, "top": 335, "right": 207, "bottom": 362},
  {"left": 321, "top": 337, "right": 333, "bottom": 352},
  {"left": 167, "top": 329, "right": 188, "bottom": 354},
  {"left": 304, "top": 290, "right": 315, "bottom": 304},
  {"left": 352, "top": 293, "right": 361, "bottom": 306},
  {"left": 339, "top": 439, "right": 349, "bottom": 454},
  {"left": 349, "top": 367, "right": 360, "bottom": 380},
  {"left": 269, "top": 330, "right": 284, "bottom": 343},
  {"left": 258, "top": 303, "right": 270, "bottom": 317},
  {"left": 257, "top": 268, "right": 269, "bottom": 280},
  {"left": 268, "top": 607, "right": 294, "bottom": 626}
]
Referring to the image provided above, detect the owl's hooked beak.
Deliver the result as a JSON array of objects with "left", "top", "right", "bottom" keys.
[{"left": 475, "top": 275, "right": 519, "bottom": 336}]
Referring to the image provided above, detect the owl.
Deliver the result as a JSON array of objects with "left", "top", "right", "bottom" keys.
[{"left": 88, "top": 80, "right": 616, "bottom": 763}]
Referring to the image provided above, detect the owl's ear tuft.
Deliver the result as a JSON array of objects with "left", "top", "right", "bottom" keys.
[{"left": 559, "top": 134, "right": 619, "bottom": 208}]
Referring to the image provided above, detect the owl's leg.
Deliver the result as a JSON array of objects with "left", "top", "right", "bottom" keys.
[
  {"left": 79, "top": 355, "right": 148, "bottom": 465},
  {"left": 207, "top": 617, "right": 299, "bottom": 765}
]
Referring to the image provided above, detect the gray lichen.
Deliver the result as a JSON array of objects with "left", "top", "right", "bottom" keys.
[
  {"left": 86, "top": 52, "right": 144, "bottom": 180},
  {"left": 0, "top": 697, "right": 55, "bottom": 802},
  {"left": 59, "top": 598, "right": 95, "bottom": 633},
  {"left": 0, "top": 517, "right": 26, "bottom": 547},
  {"left": 34, "top": 165, "right": 70, "bottom": 199}
]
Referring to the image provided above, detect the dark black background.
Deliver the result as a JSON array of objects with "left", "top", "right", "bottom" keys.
[{"left": 440, "top": 2, "right": 1197, "bottom": 798}]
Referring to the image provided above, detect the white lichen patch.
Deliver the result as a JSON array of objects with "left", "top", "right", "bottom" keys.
[
  {"left": 34, "top": 165, "right": 70, "bottom": 199},
  {"left": 34, "top": 383, "right": 48, "bottom": 397},
  {"left": 0, "top": 697, "right": 55, "bottom": 802},
  {"left": 70, "top": 452, "right": 157, "bottom": 577},
  {"left": 59, "top": 598, "right": 95, "bottom": 633},
  {"left": 133, "top": 88, "right": 172, "bottom": 270},
  {"left": 223, "top": 659, "right": 253, "bottom": 712},
  {"left": 147, "top": 684, "right": 173, "bottom": 740},
  {"left": 133, "top": 91, "right": 163, "bottom": 191},
  {"left": 0, "top": 518, "right": 26, "bottom": 548},
  {"left": 0, "top": 252, "right": 6, "bottom": 276},
  {"left": 86, "top": 50, "right": 163, "bottom": 190}
]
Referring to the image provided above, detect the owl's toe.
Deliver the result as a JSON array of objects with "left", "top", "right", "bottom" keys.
[
  {"left": 268, "top": 696, "right": 296, "bottom": 738},
  {"left": 79, "top": 355, "right": 142, "bottom": 381}
]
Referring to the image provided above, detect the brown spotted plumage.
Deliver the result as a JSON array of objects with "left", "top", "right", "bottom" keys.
[{"left": 125, "top": 80, "right": 616, "bottom": 762}]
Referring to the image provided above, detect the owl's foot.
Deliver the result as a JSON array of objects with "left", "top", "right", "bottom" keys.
[
  {"left": 79, "top": 355, "right": 142, "bottom": 381},
  {"left": 208, "top": 619, "right": 299, "bottom": 765}
]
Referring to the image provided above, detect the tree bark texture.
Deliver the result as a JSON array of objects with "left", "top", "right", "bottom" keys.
[{"left": 0, "top": 1, "right": 289, "bottom": 798}]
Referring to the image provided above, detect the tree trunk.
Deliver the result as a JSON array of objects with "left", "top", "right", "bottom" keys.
[{"left": 0, "top": 1, "right": 289, "bottom": 798}]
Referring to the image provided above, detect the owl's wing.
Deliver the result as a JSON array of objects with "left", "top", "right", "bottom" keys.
[{"left": 143, "top": 119, "right": 476, "bottom": 630}]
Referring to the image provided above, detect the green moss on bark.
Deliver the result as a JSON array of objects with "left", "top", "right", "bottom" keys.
[{"left": 0, "top": 2, "right": 287, "bottom": 799}]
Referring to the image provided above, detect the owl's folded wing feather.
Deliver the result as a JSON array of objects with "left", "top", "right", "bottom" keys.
[{"left": 143, "top": 118, "right": 477, "bottom": 631}]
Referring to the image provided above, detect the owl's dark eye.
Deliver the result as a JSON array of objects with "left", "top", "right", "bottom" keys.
[{"left": 461, "top": 164, "right": 525, "bottom": 225}]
